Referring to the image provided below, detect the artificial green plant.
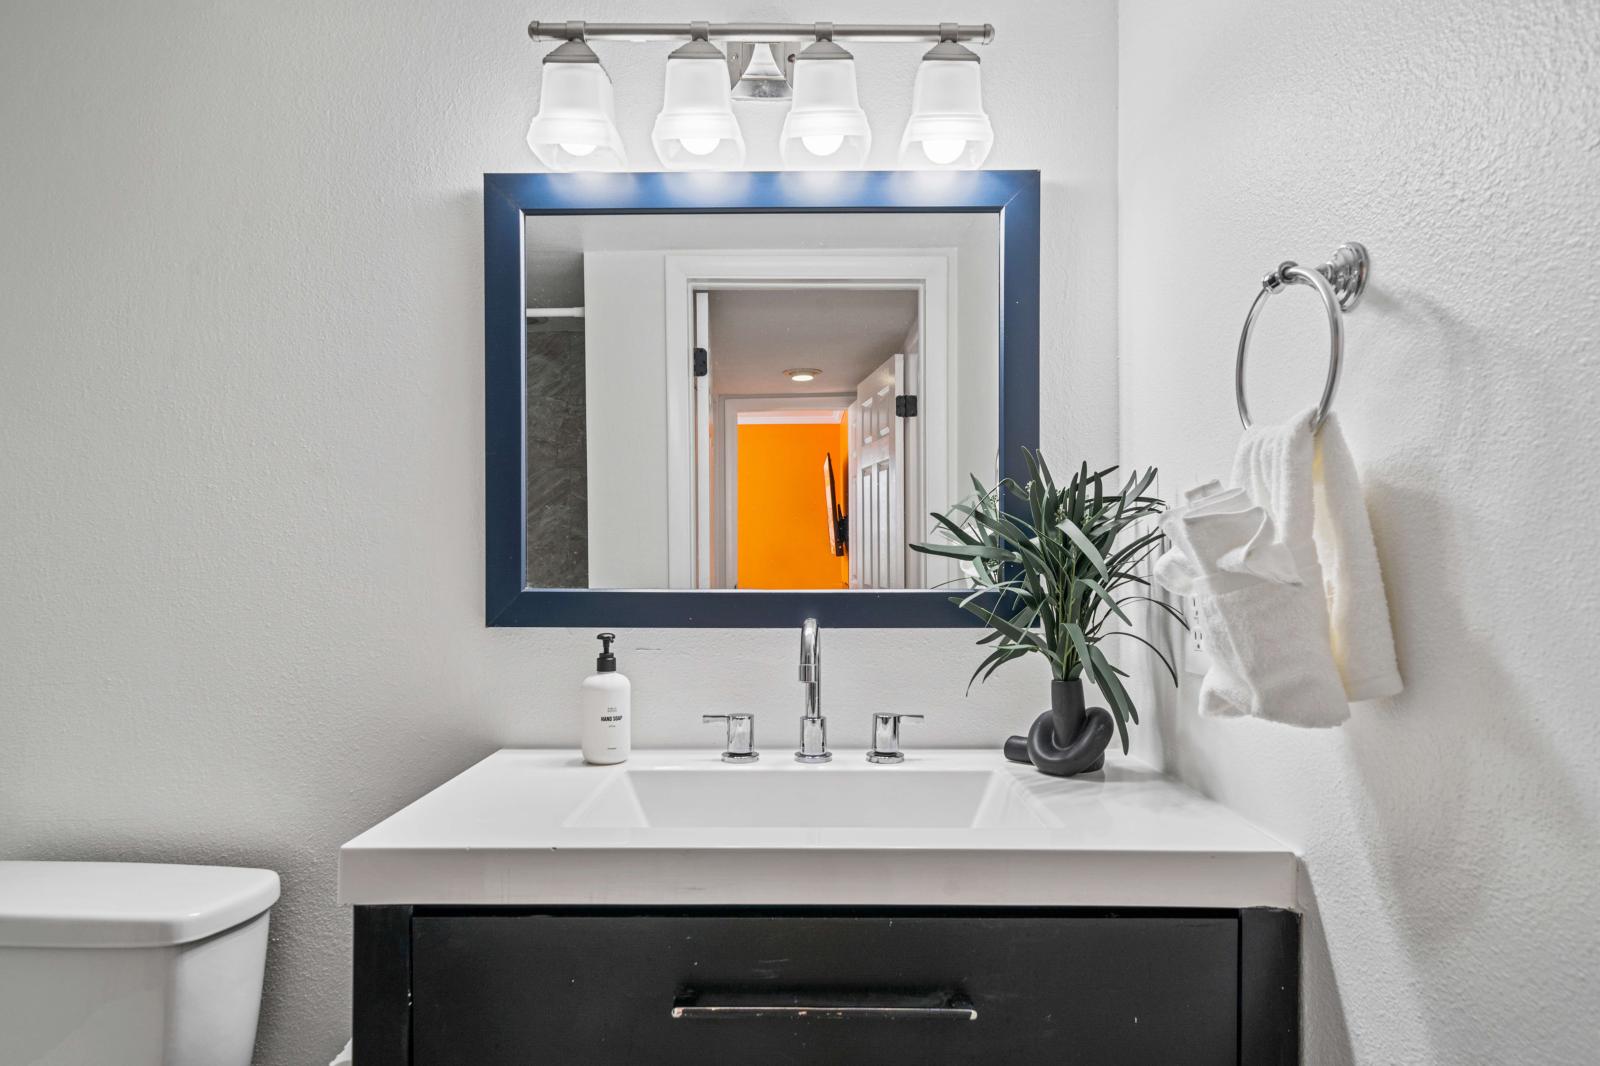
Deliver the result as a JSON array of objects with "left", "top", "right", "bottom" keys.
[{"left": 911, "top": 450, "right": 1185, "bottom": 753}]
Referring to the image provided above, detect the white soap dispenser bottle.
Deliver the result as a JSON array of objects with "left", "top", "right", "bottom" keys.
[{"left": 581, "top": 632, "right": 631, "bottom": 764}]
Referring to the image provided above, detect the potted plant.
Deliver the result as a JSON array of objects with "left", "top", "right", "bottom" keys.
[{"left": 912, "top": 451, "right": 1185, "bottom": 776}]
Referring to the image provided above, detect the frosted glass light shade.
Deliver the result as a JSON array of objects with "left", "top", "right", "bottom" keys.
[
  {"left": 652, "top": 41, "right": 746, "bottom": 169},
  {"left": 779, "top": 41, "right": 871, "bottom": 169},
  {"left": 526, "top": 43, "right": 628, "bottom": 171},
  {"left": 898, "top": 48, "right": 993, "bottom": 169}
]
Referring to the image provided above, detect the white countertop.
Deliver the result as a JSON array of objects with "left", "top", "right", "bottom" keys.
[{"left": 339, "top": 749, "right": 1297, "bottom": 910}]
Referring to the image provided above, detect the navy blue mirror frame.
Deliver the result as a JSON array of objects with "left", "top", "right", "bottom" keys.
[{"left": 485, "top": 170, "right": 1040, "bottom": 628}]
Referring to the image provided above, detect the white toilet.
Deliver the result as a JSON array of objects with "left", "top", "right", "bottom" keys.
[{"left": 0, "top": 861, "right": 279, "bottom": 1066}]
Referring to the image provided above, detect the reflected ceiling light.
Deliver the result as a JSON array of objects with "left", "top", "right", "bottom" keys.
[
  {"left": 526, "top": 38, "right": 628, "bottom": 171},
  {"left": 652, "top": 32, "right": 746, "bottom": 169},
  {"left": 898, "top": 38, "right": 993, "bottom": 169},
  {"left": 784, "top": 368, "right": 822, "bottom": 382},
  {"left": 779, "top": 38, "right": 871, "bottom": 169}
]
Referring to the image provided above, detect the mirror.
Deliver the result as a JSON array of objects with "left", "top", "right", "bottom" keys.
[
  {"left": 485, "top": 171, "right": 1039, "bottom": 626},
  {"left": 523, "top": 212, "right": 998, "bottom": 592}
]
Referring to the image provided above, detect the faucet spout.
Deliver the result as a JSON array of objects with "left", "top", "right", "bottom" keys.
[
  {"left": 795, "top": 618, "right": 830, "bottom": 762},
  {"left": 799, "top": 618, "right": 821, "bottom": 712}
]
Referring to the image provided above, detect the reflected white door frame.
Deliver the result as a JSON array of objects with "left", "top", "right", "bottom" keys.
[
  {"left": 662, "top": 252, "right": 954, "bottom": 591},
  {"left": 692, "top": 291, "right": 714, "bottom": 589}
]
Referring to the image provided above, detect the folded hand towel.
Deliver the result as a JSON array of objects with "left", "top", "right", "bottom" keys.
[
  {"left": 1163, "top": 480, "right": 1304, "bottom": 591},
  {"left": 1155, "top": 477, "right": 1347, "bottom": 723},
  {"left": 1310, "top": 414, "right": 1404, "bottom": 700}
]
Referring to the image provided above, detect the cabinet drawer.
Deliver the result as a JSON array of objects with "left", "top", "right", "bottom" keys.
[{"left": 411, "top": 912, "right": 1238, "bottom": 1065}]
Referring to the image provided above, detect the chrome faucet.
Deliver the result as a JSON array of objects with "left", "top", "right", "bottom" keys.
[{"left": 795, "top": 617, "right": 830, "bottom": 762}]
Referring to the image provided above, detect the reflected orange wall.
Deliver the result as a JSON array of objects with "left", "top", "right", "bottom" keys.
[{"left": 737, "top": 420, "right": 849, "bottom": 590}]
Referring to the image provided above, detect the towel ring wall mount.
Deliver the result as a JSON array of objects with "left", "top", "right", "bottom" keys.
[{"left": 1235, "top": 241, "right": 1371, "bottom": 430}]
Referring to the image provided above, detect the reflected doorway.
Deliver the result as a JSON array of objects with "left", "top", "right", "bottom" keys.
[{"left": 689, "top": 285, "right": 928, "bottom": 590}]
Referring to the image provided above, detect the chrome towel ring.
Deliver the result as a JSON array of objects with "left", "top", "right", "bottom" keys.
[{"left": 1235, "top": 241, "right": 1371, "bottom": 430}]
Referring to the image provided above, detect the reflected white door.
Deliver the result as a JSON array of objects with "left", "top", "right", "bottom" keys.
[
  {"left": 693, "top": 291, "right": 714, "bottom": 588},
  {"left": 849, "top": 353, "right": 905, "bottom": 589}
]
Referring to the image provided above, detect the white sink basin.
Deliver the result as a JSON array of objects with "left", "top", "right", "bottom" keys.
[
  {"left": 339, "top": 750, "right": 1299, "bottom": 910},
  {"left": 564, "top": 767, "right": 1052, "bottom": 829}
]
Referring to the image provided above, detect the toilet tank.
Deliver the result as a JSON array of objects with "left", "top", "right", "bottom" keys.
[{"left": 0, "top": 862, "right": 280, "bottom": 1066}]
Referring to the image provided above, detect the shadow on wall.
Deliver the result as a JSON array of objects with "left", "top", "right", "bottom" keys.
[
  {"left": 1319, "top": 281, "right": 1592, "bottom": 1060},
  {"left": 1353, "top": 475, "right": 1596, "bottom": 1062},
  {"left": 1296, "top": 864, "right": 1354, "bottom": 1065}
]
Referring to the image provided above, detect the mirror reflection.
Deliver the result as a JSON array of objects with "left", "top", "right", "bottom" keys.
[{"left": 524, "top": 212, "right": 999, "bottom": 590}]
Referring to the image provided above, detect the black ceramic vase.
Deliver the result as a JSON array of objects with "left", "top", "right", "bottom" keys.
[{"left": 1002, "top": 678, "right": 1114, "bottom": 777}]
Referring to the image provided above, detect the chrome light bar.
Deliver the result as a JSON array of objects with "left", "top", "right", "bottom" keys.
[{"left": 528, "top": 21, "right": 994, "bottom": 45}]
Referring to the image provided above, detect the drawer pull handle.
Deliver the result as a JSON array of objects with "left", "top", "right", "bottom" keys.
[{"left": 671, "top": 990, "right": 977, "bottom": 1022}]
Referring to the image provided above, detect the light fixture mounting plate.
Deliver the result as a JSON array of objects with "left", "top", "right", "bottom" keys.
[{"left": 726, "top": 41, "right": 801, "bottom": 96}]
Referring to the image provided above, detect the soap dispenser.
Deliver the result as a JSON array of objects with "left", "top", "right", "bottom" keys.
[{"left": 581, "top": 632, "right": 631, "bottom": 765}]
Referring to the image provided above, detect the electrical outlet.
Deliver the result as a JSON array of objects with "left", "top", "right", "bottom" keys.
[
  {"left": 1129, "top": 491, "right": 1205, "bottom": 679},
  {"left": 1184, "top": 594, "right": 1212, "bottom": 675}
]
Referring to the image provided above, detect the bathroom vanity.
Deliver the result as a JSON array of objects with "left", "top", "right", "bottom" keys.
[
  {"left": 416, "top": 170, "right": 1304, "bottom": 1063},
  {"left": 341, "top": 750, "right": 1300, "bottom": 1065}
]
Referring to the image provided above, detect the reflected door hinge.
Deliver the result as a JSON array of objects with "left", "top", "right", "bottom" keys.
[
  {"left": 895, "top": 394, "right": 918, "bottom": 417},
  {"left": 693, "top": 347, "right": 709, "bottom": 377}
]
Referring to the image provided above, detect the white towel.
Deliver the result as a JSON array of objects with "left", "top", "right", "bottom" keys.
[
  {"left": 1155, "top": 477, "right": 1348, "bottom": 724},
  {"left": 1231, "top": 408, "right": 1403, "bottom": 706},
  {"left": 1155, "top": 480, "right": 1303, "bottom": 594},
  {"left": 1309, "top": 414, "right": 1404, "bottom": 700}
]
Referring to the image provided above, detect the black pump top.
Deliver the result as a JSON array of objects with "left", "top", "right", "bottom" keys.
[{"left": 595, "top": 632, "right": 617, "bottom": 672}]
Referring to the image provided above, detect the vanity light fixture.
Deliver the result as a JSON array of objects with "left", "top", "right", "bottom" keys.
[
  {"left": 652, "top": 27, "right": 746, "bottom": 169},
  {"left": 779, "top": 35, "right": 871, "bottom": 168},
  {"left": 899, "top": 35, "right": 993, "bottom": 168},
  {"left": 526, "top": 38, "right": 628, "bottom": 171},
  {"left": 524, "top": 22, "right": 997, "bottom": 172},
  {"left": 784, "top": 368, "right": 822, "bottom": 382}
]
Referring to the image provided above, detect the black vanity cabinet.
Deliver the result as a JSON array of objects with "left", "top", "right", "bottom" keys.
[{"left": 355, "top": 906, "right": 1299, "bottom": 1065}]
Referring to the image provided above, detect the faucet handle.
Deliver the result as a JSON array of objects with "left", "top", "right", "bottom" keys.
[
  {"left": 702, "top": 713, "right": 759, "bottom": 763},
  {"left": 867, "top": 713, "right": 924, "bottom": 764}
]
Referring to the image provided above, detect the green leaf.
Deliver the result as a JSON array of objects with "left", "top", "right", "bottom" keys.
[
  {"left": 1099, "top": 630, "right": 1181, "bottom": 688},
  {"left": 1118, "top": 595, "right": 1190, "bottom": 629},
  {"left": 1129, "top": 466, "right": 1157, "bottom": 502},
  {"left": 927, "top": 511, "right": 978, "bottom": 545},
  {"left": 1057, "top": 517, "right": 1111, "bottom": 579},
  {"left": 987, "top": 646, "right": 1030, "bottom": 679},
  {"left": 1088, "top": 644, "right": 1137, "bottom": 752},
  {"left": 912, "top": 541, "right": 1017, "bottom": 563},
  {"left": 1084, "top": 660, "right": 1130, "bottom": 755},
  {"left": 963, "top": 598, "right": 1041, "bottom": 650},
  {"left": 1081, "top": 577, "right": 1131, "bottom": 624},
  {"left": 1062, "top": 622, "right": 1095, "bottom": 678},
  {"left": 967, "top": 509, "right": 1050, "bottom": 573},
  {"left": 965, "top": 644, "right": 1027, "bottom": 693}
]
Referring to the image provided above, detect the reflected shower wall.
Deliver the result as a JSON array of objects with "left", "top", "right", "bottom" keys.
[{"left": 525, "top": 317, "right": 587, "bottom": 588}]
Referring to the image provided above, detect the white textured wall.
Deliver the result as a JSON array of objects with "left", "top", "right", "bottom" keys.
[
  {"left": 1117, "top": 1, "right": 1600, "bottom": 1062},
  {"left": 0, "top": 3, "right": 1118, "bottom": 1064}
]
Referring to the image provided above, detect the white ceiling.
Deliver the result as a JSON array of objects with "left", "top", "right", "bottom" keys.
[{"left": 707, "top": 288, "right": 918, "bottom": 398}]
